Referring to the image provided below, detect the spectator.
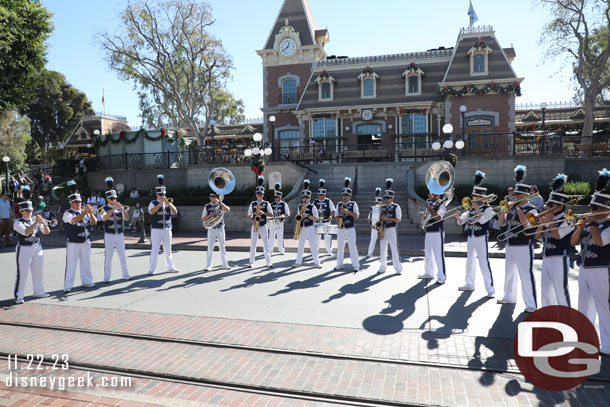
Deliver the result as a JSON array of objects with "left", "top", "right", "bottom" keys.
[
  {"left": 529, "top": 185, "right": 545, "bottom": 212},
  {"left": 42, "top": 175, "right": 52, "bottom": 197},
  {"left": 504, "top": 187, "right": 515, "bottom": 203},
  {"left": 34, "top": 195, "right": 46, "bottom": 213},
  {"left": 79, "top": 158, "right": 85, "bottom": 175},
  {"left": 9, "top": 176, "right": 19, "bottom": 201},
  {"left": 130, "top": 188, "right": 139, "bottom": 198},
  {"left": 129, "top": 202, "right": 144, "bottom": 232},
  {"left": 0, "top": 192, "right": 13, "bottom": 247}
]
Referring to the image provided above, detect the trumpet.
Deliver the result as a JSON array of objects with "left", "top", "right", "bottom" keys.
[
  {"left": 97, "top": 207, "right": 105, "bottom": 215},
  {"left": 167, "top": 197, "right": 174, "bottom": 204},
  {"left": 38, "top": 216, "right": 58, "bottom": 227},
  {"left": 123, "top": 205, "right": 130, "bottom": 212},
  {"left": 294, "top": 204, "right": 306, "bottom": 240}
]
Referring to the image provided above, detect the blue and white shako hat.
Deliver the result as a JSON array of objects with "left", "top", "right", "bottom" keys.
[
  {"left": 155, "top": 174, "right": 166, "bottom": 194},
  {"left": 255, "top": 176, "right": 265, "bottom": 194},
  {"left": 18, "top": 186, "right": 33, "bottom": 211},
  {"left": 383, "top": 178, "right": 394, "bottom": 198},
  {"left": 105, "top": 177, "right": 117, "bottom": 199},
  {"left": 591, "top": 168, "right": 610, "bottom": 210},
  {"left": 302, "top": 179, "right": 312, "bottom": 197},
  {"left": 472, "top": 171, "right": 487, "bottom": 197},
  {"left": 547, "top": 173, "right": 569, "bottom": 205},
  {"left": 68, "top": 193, "right": 82, "bottom": 203},
  {"left": 342, "top": 177, "right": 352, "bottom": 195},
  {"left": 318, "top": 179, "right": 327, "bottom": 195},
  {"left": 274, "top": 182, "right": 282, "bottom": 197},
  {"left": 374, "top": 187, "right": 382, "bottom": 203},
  {"left": 513, "top": 165, "right": 532, "bottom": 195},
  {"left": 67, "top": 179, "right": 77, "bottom": 193}
]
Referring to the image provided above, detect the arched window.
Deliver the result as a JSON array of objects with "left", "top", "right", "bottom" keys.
[{"left": 282, "top": 79, "right": 297, "bottom": 104}]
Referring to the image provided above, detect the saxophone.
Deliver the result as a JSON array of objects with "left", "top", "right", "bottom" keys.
[
  {"left": 376, "top": 203, "right": 384, "bottom": 241},
  {"left": 337, "top": 202, "right": 343, "bottom": 229},
  {"left": 254, "top": 202, "right": 261, "bottom": 233},
  {"left": 294, "top": 204, "right": 306, "bottom": 240}
]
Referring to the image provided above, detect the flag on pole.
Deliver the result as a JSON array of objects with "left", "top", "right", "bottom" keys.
[
  {"left": 101, "top": 89, "right": 105, "bottom": 105},
  {"left": 468, "top": 1, "right": 478, "bottom": 28}
]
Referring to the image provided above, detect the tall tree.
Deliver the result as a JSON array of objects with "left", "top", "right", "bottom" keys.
[
  {"left": 98, "top": 0, "right": 242, "bottom": 145},
  {"left": 0, "top": 0, "right": 53, "bottom": 115},
  {"left": 540, "top": 0, "right": 610, "bottom": 152},
  {"left": 0, "top": 111, "right": 31, "bottom": 172},
  {"left": 22, "top": 70, "right": 94, "bottom": 163}
]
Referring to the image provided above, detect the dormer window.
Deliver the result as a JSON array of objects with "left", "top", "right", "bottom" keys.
[
  {"left": 315, "top": 70, "right": 336, "bottom": 101},
  {"left": 467, "top": 39, "right": 491, "bottom": 76},
  {"left": 358, "top": 66, "right": 379, "bottom": 98},
  {"left": 402, "top": 63, "right": 424, "bottom": 96}
]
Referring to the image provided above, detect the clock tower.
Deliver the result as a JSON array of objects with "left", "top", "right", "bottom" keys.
[{"left": 257, "top": 0, "right": 329, "bottom": 149}]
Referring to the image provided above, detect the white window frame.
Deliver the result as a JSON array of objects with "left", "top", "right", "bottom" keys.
[
  {"left": 357, "top": 70, "right": 379, "bottom": 99},
  {"left": 467, "top": 44, "right": 492, "bottom": 76},
  {"left": 315, "top": 72, "right": 336, "bottom": 102},
  {"left": 402, "top": 66, "right": 425, "bottom": 96}
]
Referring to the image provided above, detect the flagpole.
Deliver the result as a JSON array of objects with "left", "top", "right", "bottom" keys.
[{"left": 102, "top": 89, "right": 105, "bottom": 116}]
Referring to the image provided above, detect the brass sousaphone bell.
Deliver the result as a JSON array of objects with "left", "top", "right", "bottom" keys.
[{"left": 202, "top": 168, "right": 235, "bottom": 229}]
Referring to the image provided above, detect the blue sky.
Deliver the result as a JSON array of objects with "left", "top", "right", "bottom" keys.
[{"left": 43, "top": 0, "right": 574, "bottom": 127}]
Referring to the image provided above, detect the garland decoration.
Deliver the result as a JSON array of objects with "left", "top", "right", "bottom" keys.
[
  {"left": 97, "top": 128, "right": 186, "bottom": 149},
  {"left": 440, "top": 81, "right": 521, "bottom": 98},
  {"left": 362, "top": 66, "right": 375, "bottom": 75},
  {"left": 473, "top": 39, "right": 487, "bottom": 50},
  {"left": 318, "top": 70, "right": 331, "bottom": 80}
]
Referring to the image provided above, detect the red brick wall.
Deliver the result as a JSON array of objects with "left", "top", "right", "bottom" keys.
[
  {"left": 265, "top": 64, "right": 312, "bottom": 108},
  {"left": 449, "top": 93, "right": 511, "bottom": 133}
]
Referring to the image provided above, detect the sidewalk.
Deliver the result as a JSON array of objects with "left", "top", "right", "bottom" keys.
[{"left": 32, "top": 230, "right": 534, "bottom": 259}]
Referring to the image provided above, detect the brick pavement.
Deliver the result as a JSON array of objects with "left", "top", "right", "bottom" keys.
[{"left": 1, "top": 304, "right": 610, "bottom": 406}]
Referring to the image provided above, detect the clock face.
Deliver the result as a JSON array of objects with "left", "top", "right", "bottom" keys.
[
  {"left": 362, "top": 110, "right": 373, "bottom": 121},
  {"left": 279, "top": 38, "right": 297, "bottom": 56}
]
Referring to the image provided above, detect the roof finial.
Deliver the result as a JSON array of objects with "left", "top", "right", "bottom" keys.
[{"left": 285, "top": 18, "right": 289, "bottom": 26}]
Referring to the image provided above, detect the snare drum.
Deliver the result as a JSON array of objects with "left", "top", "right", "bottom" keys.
[
  {"left": 316, "top": 224, "right": 338, "bottom": 235},
  {"left": 267, "top": 218, "right": 282, "bottom": 230}
]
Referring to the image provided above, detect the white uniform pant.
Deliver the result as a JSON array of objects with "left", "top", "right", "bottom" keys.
[
  {"left": 336, "top": 227, "right": 359, "bottom": 270},
  {"left": 578, "top": 267, "right": 610, "bottom": 352},
  {"left": 15, "top": 243, "right": 45, "bottom": 301},
  {"left": 295, "top": 226, "right": 319, "bottom": 266},
  {"left": 502, "top": 243, "right": 537, "bottom": 309},
  {"left": 104, "top": 233, "right": 129, "bottom": 281},
  {"left": 464, "top": 235, "right": 494, "bottom": 294},
  {"left": 367, "top": 228, "right": 378, "bottom": 257},
  {"left": 424, "top": 231, "right": 445, "bottom": 280},
  {"left": 380, "top": 227, "right": 402, "bottom": 273},
  {"left": 149, "top": 228, "right": 176, "bottom": 274},
  {"left": 541, "top": 255, "right": 571, "bottom": 307},
  {"left": 268, "top": 223, "right": 285, "bottom": 254},
  {"left": 249, "top": 225, "right": 271, "bottom": 266},
  {"left": 206, "top": 226, "right": 228, "bottom": 268},
  {"left": 64, "top": 241, "right": 93, "bottom": 290},
  {"left": 318, "top": 223, "right": 333, "bottom": 254}
]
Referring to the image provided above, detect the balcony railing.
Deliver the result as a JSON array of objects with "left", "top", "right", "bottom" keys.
[{"left": 279, "top": 92, "right": 298, "bottom": 105}]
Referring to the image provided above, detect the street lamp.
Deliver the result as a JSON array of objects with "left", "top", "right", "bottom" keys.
[
  {"left": 210, "top": 120, "right": 216, "bottom": 163},
  {"left": 93, "top": 129, "right": 100, "bottom": 172},
  {"left": 244, "top": 133, "right": 272, "bottom": 178},
  {"left": 2, "top": 156, "right": 9, "bottom": 195},
  {"left": 268, "top": 115, "right": 276, "bottom": 159},
  {"left": 540, "top": 102, "right": 548, "bottom": 130},
  {"left": 433, "top": 123, "right": 465, "bottom": 152},
  {"left": 459, "top": 105, "right": 467, "bottom": 139}
]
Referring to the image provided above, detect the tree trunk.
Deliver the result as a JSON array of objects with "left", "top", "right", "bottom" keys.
[{"left": 579, "top": 94, "right": 595, "bottom": 156}]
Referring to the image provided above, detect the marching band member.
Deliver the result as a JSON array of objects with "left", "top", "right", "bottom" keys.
[
  {"left": 202, "top": 191, "right": 231, "bottom": 270},
  {"left": 366, "top": 188, "right": 383, "bottom": 258},
  {"left": 313, "top": 179, "right": 335, "bottom": 256},
  {"left": 13, "top": 186, "right": 50, "bottom": 304},
  {"left": 534, "top": 173, "right": 573, "bottom": 307},
  {"left": 293, "top": 180, "right": 321, "bottom": 268},
  {"left": 248, "top": 176, "right": 273, "bottom": 268},
  {"left": 378, "top": 179, "right": 403, "bottom": 274},
  {"left": 498, "top": 165, "right": 538, "bottom": 312},
  {"left": 101, "top": 177, "right": 131, "bottom": 282},
  {"left": 571, "top": 169, "right": 610, "bottom": 355},
  {"left": 63, "top": 189, "right": 97, "bottom": 293},
  {"left": 268, "top": 182, "right": 290, "bottom": 255},
  {"left": 334, "top": 178, "right": 360, "bottom": 272},
  {"left": 455, "top": 171, "right": 495, "bottom": 296},
  {"left": 148, "top": 175, "right": 179, "bottom": 275},
  {"left": 419, "top": 189, "right": 447, "bottom": 284}
]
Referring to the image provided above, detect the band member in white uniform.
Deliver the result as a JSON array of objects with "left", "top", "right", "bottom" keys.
[
  {"left": 63, "top": 192, "right": 97, "bottom": 293},
  {"left": 268, "top": 183, "right": 289, "bottom": 255},
  {"left": 378, "top": 179, "right": 403, "bottom": 274},
  {"left": 248, "top": 176, "right": 273, "bottom": 268},
  {"left": 367, "top": 188, "right": 383, "bottom": 258},
  {"left": 13, "top": 187, "right": 50, "bottom": 304},
  {"left": 313, "top": 179, "right": 335, "bottom": 256},
  {"left": 534, "top": 173, "right": 573, "bottom": 307},
  {"left": 419, "top": 191, "right": 447, "bottom": 284},
  {"left": 101, "top": 177, "right": 131, "bottom": 282},
  {"left": 293, "top": 180, "right": 321, "bottom": 268},
  {"left": 202, "top": 191, "right": 231, "bottom": 270},
  {"left": 571, "top": 168, "right": 610, "bottom": 355},
  {"left": 148, "top": 175, "right": 179, "bottom": 275},
  {"left": 334, "top": 177, "right": 360, "bottom": 272},
  {"left": 498, "top": 165, "right": 538, "bottom": 312},
  {"left": 455, "top": 171, "right": 495, "bottom": 296}
]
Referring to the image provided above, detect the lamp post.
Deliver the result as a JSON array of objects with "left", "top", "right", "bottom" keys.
[
  {"left": 210, "top": 119, "right": 216, "bottom": 164},
  {"left": 268, "top": 115, "right": 276, "bottom": 159},
  {"left": 2, "top": 156, "right": 9, "bottom": 195},
  {"left": 540, "top": 102, "right": 547, "bottom": 130},
  {"left": 244, "top": 133, "right": 272, "bottom": 180},
  {"left": 433, "top": 123, "right": 465, "bottom": 153},
  {"left": 59, "top": 144, "right": 65, "bottom": 176},
  {"left": 459, "top": 105, "right": 467, "bottom": 139},
  {"left": 93, "top": 129, "right": 100, "bottom": 171}
]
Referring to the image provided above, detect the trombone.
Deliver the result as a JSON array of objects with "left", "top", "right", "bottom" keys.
[
  {"left": 565, "top": 208, "right": 610, "bottom": 226},
  {"left": 462, "top": 194, "right": 498, "bottom": 223},
  {"left": 493, "top": 192, "right": 540, "bottom": 215}
]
